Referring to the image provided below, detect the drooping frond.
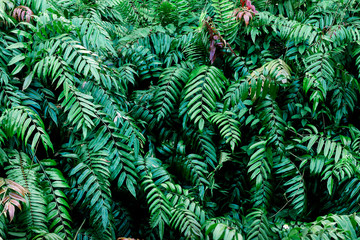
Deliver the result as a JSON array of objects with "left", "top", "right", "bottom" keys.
[
  {"left": 65, "top": 142, "right": 113, "bottom": 234},
  {"left": 153, "top": 67, "right": 189, "bottom": 122},
  {"left": 209, "top": 111, "right": 241, "bottom": 152},
  {"left": 140, "top": 175, "right": 171, "bottom": 240},
  {"left": 6, "top": 151, "right": 48, "bottom": 236},
  {"left": 181, "top": 65, "right": 226, "bottom": 131},
  {"left": 274, "top": 156, "right": 306, "bottom": 215},
  {"left": 40, "top": 159, "right": 72, "bottom": 239},
  {"left": 246, "top": 209, "right": 274, "bottom": 240},
  {"left": 211, "top": 0, "right": 239, "bottom": 43},
  {"left": 1, "top": 106, "right": 53, "bottom": 152}
]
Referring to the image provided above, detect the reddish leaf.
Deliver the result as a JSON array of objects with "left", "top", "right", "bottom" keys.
[
  {"left": 21, "top": 10, "right": 25, "bottom": 21},
  {"left": 10, "top": 199, "right": 22, "bottom": 210},
  {"left": 0, "top": 189, "right": 6, "bottom": 195},
  {"left": 237, "top": 11, "right": 245, "bottom": 20},
  {"left": 2, "top": 196, "right": 9, "bottom": 204},
  {"left": 2, "top": 202, "right": 15, "bottom": 222},
  {"left": 6, "top": 179, "right": 28, "bottom": 196},
  {"left": 9, "top": 192, "right": 26, "bottom": 203},
  {"left": 246, "top": 0, "right": 258, "bottom": 13},
  {"left": 12, "top": 6, "right": 34, "bottom": 23},
  {"left": 248, "top": 5, "right": 258, "bottom": 13},
  {"left": 0, "top": 179, "right": 28, "bottom": 222},
  {"left": 0, "top": 178, "right": 5, "bottom": 187},
  {"left": 210, "top": 40, "right": 216, "bottom": 64},
  {"left": 243, "top": 13, "right": 251, "bottom": 26}
]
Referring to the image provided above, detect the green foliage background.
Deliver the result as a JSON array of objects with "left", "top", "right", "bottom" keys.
[{"left": 1, "top": 0, "right": 360, "bottom": 239}]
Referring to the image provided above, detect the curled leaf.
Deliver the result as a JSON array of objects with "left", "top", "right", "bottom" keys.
[
  {"left": 0, "top": 178, "right": 28, "bottom": 221},
  {"left": 12, "top": 5, "right": 34, "bottom": 23}
]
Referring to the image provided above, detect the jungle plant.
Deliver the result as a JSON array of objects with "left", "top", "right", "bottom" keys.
[{"left": 0, "top": 0, "right": 360, "bottom": 239}]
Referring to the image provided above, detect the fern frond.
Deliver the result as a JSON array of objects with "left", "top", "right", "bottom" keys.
[
  {"left": 82, "top": 82, "right": 125, "bottom": 117},
  {"left": 0, "top": 177, "right": 28, "bottom": 222},
  {"left": 118, "top": 63, "right": 137, "bottom": 93},
  {"left": 181, "top": 65, "right": 226, "bottom": 131},
  {"left": 275, "top": 157, "right": 306, "bottom": 215},
  {"left": 6, "top": 151, "right": 48, "bottom": 236},
  {"left": 0, "top": 83, "right": 24, "bottom": 110},
  {"left": 61, "top": 37, "right": 101, "bottom": 82},
  {"left": 87, "top": 116, "right": 138, "bottom": 197},
  {"left": 141, "top": 175, "right": 171, "bottom": 240},
  {"left": 72, "top": 15, "right": 116, "bottom": 57},
  {"left": 0, "top": 2, "right": 14, "bottom": 26},
  {"left": 176, "top": 141, "right": 209, "bottom": 188},
  {"left": 246, "top": 209, "right": 274, "bottom": 240},
  {"left": 170, "top": 205, "right": 203, "bottom": 239},
  {"left": 248, "top": 59, "right": 291, "bottom": 100},
  {"left": 330, "top": 71, "right": 358, "bottom": 125},
  {"left": 115, "top": 110, "right": 146, "bottom": 159},
  {"left": 209, "top": 111, "right": 241, "bottom": 152},
  {"left": 33, "top": 232, "right": 63, "bottom": 240},
  {"left": 251, "top": 180, "right": 272, "bottom": 209},
  {"left": 223, "top": 80, "right": 249, "bottom": 110},
  {"left": 162, "top": 182, "right": 206, "bottom": 224},
  {"left": 256, "top": 12, "right": 319, "bottom": 45},
  {"left": 255, "top": 96, "right": 286, "bottom": 152},
  {"left": 67, "top": 143, "right": 113, "bottom": 233},
  {"left": 0, "top": 211, "right": 6, "bottom": 239},
  {"left": 188, "top": 128, "right": 218, "bottom": 169},
  {"left": 112, "top": 202, "right": 133, "bottom": 238},
  {"left": 150, "top": 33, "right": 172, "bottom": 59},
  {"left": 322, "top": 156, "right": 357, "bottom": 196},
  {"left": 0, "top": 66, "right": 10, "bottom": 85},
  {"left": 1, "top": 106, "right": 53, "bottom": 152},
  {"left": 304, "top": 51, "right": 335, "bottom": 110},
  {"left": 302, "top": 132, "right": 351, "bottom": 163},
  {"left": 248, "top": 140, "right": 272, "bottom": 189},
  {"left": 211, "top": 0, "right": 239, "bottom": 43},
  {"left": 59, "top": 87, "right": 98, "bottom": 137},
  {"left": 130, "top": 91, "right": 157, "bottom": 131},
  {"left": 115, "top": 0, "right": 140, "bottom": 26},
  {"left": 137, "top": 156, "right": 172, "bottom": 186},
  {"left": 282, "top": 214, "right": 360, "bottom": 239},
  {"left": 120, "top": 45, "right": 162, "bottom": 80},
  {"left": 40, "top": 159, "right": 72, "bottom": 239},
  {"left": 153, "top": 66, "right": 189, "bottom": 122}
]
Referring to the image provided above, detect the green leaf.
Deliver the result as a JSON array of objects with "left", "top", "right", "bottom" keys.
[
  {"left": 23, "top": 71, "right": 34, "bottom": 90},
  {"left": 8, "top": 54, "right": 25, "bottom": 66}
]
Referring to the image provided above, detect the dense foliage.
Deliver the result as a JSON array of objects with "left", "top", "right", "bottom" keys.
[{"left": 1, "top": 0, "right": 360, "bottom": 239}]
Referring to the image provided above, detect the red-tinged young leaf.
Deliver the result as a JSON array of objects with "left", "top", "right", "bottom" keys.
[
  {"left": 7, "top": 202, "right": 15, "bottom": 221},
  {"left": 9, "top": 192, "right": 26, "bottom": 202},
  {"left": 10, "top": 199, "right": 22, "bottom": 210},
  {"left": 210, "top": 40, "right": 216, "bottom": 64},
  {"left": 12, "top": 6, "right": 34, "bottom": 23},
  {"left": 245, "top": 0, "right": 258, "bottom": 13},
  {"left": 243, "top": 13, "right": 251, "bottom": 26},
  {"left": 0, "top": 178, "right": 5, "bottom": 187},
  {"left": 2, "top": 196, "right": 9, "bottom": 204},
  {"left": 6, "top": 179, "right": 28, "bottom": 196}
]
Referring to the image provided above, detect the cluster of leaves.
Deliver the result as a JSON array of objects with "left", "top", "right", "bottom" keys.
[
  {"left": 1, "top": 0, "right": 360, "bottom": 239},
  {"left": 233, "top": 0, "right": 258, "bottom": 26}
]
